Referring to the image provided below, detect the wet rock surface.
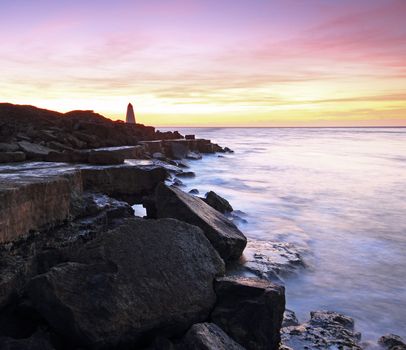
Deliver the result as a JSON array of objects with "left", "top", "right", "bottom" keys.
[
  {"left": 282, "top": 309, "right": 299, "bottom": 328},
  {"left": 228, "top": 239, "right": 305, "bottom": 283},
  {"left": 211, "top": 276, "right": 285, "bottom": 350},
  {"left": 281, "top": 310, "right": 362, "bottom": 350},
  {"left": 154, "top": 184, "right": 247, "bottom": 261},
  {"left": 179, "top": 323, "right": 245, "bottom": 350}
]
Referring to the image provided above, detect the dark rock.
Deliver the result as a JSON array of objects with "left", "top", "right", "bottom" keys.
[
  {"left": 282, "top": 309, "right": 299, "bottom": 327},
  {"left": 0, "top": 103, "right": 177, "bottom": 151},
  {"left": 177, "top": 160, "right": 189, "bottom": 168},
  {"left": 0, "top": 143, "right": 20, "bottom": 152},
  {"left": 155, "top": 184, "right": 247, "bottom": 261},
  {"left": 211, "top": 276, "right": 285, "bottom": 350},
  {"left": 81, "top": 165, "right": 167, "bottom": 203},
  {"left": 172, "top": 178, "right": 185, "bottom": 187},
  {"left": 139, "top": 141, "right": 164, "bottom": 155},
  {"left": 379, "top": 334, "right": 406, "bottom": 350},
  {"left": 224, "top": 147, "right": 234, "bottom": 153},
  {"left": 204, "top": 191, "right": 233, "bottom": 214},
  {"left": 185, "top": 135, "right": 195, "bottom": 140},
  {"left": 0, "top": 331, "right": 55, "bottom": 350},
  {"left": 45, "top": 151, "right": 71, "bottom": 163},
  {"left": 0, "top": 169, "right": 83, "bottom": 243},
  {"left": 142, "top": 195, "right": 157, "bottom": 218},
  {"left": 170, "top": 142, "right": 188, "bottom": 159},
  {"left": 46, "top": 141, "right": 74, "bottom": 152},
  {"left": 145, "top": 336, "right": 176, "bottom": 350},
  {"left": 25, "top": 218, "right": 224, "bottom": 349},
  {"left": 88, "top": 150, "right": 124, "bottom": 165},
  {"left": 177, "top": 171, "right": 195, "bottom": 178},
  {"left": 281, "top": 311, "right": 362, "bottom": 350},
  {"left": 0, "top": 152, "right": 26, "bottom": 163},
  {"left": 70, "top": 150, "right": 89, "bottom": 163},
  {"left": 189, "top": 189, "right": 199, "bottom": 195},
  {"left": 180, "top": 323, "right": 245, "bottom": 350}
]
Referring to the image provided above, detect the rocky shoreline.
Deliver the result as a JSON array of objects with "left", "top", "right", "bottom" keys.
[{"left": 0, "top": 104, "right": 405, "bottom": 350}]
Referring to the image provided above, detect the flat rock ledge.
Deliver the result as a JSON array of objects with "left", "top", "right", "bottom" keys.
[
  {"left": 281, "top": 310, "right": 362, "bottom": 350},
  {"left": 0, "top": 163, "right": 167, "bottom": 243},
  {"left": 228, "top": 239, "right": 306, "bottom": 283}
]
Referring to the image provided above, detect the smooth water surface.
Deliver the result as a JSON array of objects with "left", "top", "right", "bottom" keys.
[{"left": 164, "top": 127, "right": 406, "bottom": 342}]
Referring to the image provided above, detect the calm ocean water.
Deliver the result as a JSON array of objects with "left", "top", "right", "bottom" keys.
[{"left": 162, "top": 127, "right": 406, "bottom": 342}]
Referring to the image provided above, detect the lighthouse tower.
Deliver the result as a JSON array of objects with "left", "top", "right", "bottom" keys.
[{"left": 126, "top": 103, "right": 136, "bottom": 124}]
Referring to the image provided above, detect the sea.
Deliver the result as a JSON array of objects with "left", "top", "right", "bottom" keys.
[{"left": 160, "top": 127, "right": 406, "bottom": 343}]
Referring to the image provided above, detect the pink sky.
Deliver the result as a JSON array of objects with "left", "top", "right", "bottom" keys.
[{"left": 0, "top": 0, "right": 405, "bottom": 126}]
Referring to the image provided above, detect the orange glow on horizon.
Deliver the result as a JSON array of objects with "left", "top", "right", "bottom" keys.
[{"left": 1, "top": 0, "right": 405, "bottom": 127}]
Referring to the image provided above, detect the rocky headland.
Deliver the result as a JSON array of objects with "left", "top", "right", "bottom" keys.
[{"left": 0, "top": 104, "right": 404, "bottom": 350}]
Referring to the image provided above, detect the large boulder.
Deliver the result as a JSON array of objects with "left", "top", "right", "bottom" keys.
[
  {"left": 211, "top": 276, "right": 285, "bottom": 350},
  {"left": 180, "top": 323, "right": 245, "bottom": 350},
  {"left": 25, "top": 218, "right": 225, "bottom": 349},
  {"left": 204, "top": 191, "right": 233, "bottom": 214},
  {"left": 155, "top": 184, "right": 247, "bottom": 261}
]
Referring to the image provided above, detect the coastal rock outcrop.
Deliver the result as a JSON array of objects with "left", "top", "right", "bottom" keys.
[
  {"left": 211, "top": 276, "right": 285, "bottom": 350},
  {"left": 180, "top": 323, "right": 245, "bottom": 350},
  {"left": 25, "top": 218, "right": 225, "bottom": 349},
  {"left": 379, "top": 334, "right": 406, "bottom": 350},
  {"left": 154, "top": 184, "right": 247, "bottom": 261},
  {"left": 0, "top": 163, "right": 167, "bottom": 243},
  {"left": 281, "top": 310, "right": 362, "bottom": 350}
]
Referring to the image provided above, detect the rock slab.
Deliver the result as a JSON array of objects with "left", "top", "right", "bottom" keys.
[
  {"left": 155, "top": 184, "right": 247, "bottom": 261},
  {"left": 211, "top": 276, "right": 285, "bottom": 350}
]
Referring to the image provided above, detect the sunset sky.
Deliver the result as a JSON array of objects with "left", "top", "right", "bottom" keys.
[{"left": 1, "top": 0, "right": 405, "bottom": 126}]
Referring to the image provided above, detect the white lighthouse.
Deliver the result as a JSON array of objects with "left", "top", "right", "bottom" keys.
[{"left": 126, "top": 103, "right": 136, "bottom": 124}]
